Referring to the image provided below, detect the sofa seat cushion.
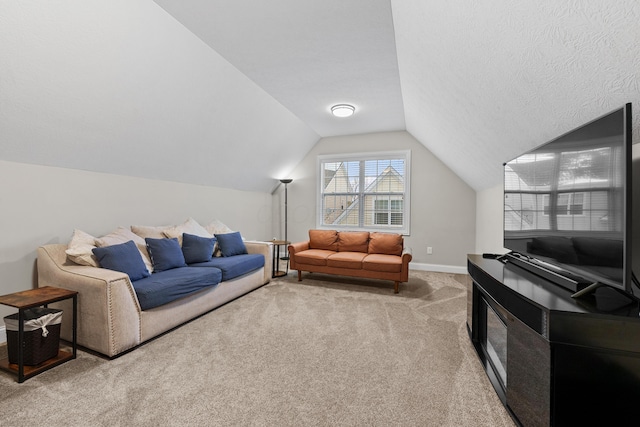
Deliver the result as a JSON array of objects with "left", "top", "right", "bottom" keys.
[
  {"left": 362, "top": 254, "right": 403, "bottom": 273},
  {"left": 294, "top": 249, "right": 335, "bottom": 266},
  {"left": 189, "top": 254, "right": 264, "bottom": 281},
  {"left": 327, "top": 252, "right": 367, "bottom": 269},
  {"left": 132, "top": 267, "right": 222, "bottom": 310}
]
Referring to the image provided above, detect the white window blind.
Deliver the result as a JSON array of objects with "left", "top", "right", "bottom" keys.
[{"left": 317, "top": 150, "right": 410, "bottom": 234}]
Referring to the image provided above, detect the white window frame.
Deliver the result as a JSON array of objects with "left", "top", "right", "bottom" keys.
[{"left": 316, "top": 150, "right": 411, "bottom": 234}]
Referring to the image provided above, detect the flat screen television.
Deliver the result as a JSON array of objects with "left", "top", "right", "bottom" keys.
[{"left": 503, "top": 103, "right": 632, "bottom": 297}]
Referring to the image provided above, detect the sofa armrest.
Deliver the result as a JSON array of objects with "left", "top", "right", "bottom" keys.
[
  {"left": 244, "top": 240, "right": 273, "bottom": 284},
  {"left": 402, "top": 247, "right": 413, "bottom": 262},
  {"left": 288, "top": 241, "right": 310, "bottom": 270},
  {"left": 37, "top": 244, "right": 142, "bottom": 357},
  {"left": 401, "top": 247, "right": 413, "bottom": 282}
]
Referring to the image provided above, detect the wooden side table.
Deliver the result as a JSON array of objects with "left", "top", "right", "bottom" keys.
[
  {"left": 0, "top": 286, "right": 78, "bottom": 383},
  {"left": 271, "top": 240, "right": 290, "bottom": 278}
]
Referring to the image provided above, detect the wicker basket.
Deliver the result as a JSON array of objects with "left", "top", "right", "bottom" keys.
[{"left": 4, "top": 307, "right": 62, "bottom": 365}]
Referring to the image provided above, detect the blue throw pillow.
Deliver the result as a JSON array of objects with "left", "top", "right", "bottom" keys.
[
  {"left": 92, "top": 240, "right": 150, "bottom": 281},
  {"left": 145, "top": 237, "right": 187, "bottom": 272},
  {"left": 182, "top": 233, "right": 216, "bottom": 264},
  {"left": 215, "top": 231, "right": 247, "bottom": 257}
]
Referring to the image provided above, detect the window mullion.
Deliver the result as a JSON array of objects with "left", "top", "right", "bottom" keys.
[{"left": 358, "top": 160, "right": 365, "bottom": 227}]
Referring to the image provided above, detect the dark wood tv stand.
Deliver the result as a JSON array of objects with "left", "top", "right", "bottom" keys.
[{"left": 467, "top": 254, "right": 640, "bottom": 427}]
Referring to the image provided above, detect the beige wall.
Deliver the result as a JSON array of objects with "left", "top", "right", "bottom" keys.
[
  {"left": 273, "top": 131, "right": 476, "bottom": 272},
  {"left": 0, "top": 160, "right": 272, "bottom": 321}
]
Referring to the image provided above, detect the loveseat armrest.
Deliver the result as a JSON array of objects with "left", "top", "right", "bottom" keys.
[
  {"left": 37, "top": 244, "right": 142, "bottom": 357},
  {"left": 244, "top": 240, "right": 273, "bottom": 284}
]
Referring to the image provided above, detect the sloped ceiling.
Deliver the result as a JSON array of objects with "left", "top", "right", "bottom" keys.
[
  {"left": 152, "top": 0, "right": 406, "bottom": 138},
  {"left": 393, "top": 0, "right": 640, "bottom": 190},
  {"left": 0, "top": 0, "right": 319, "bottom": 194},
  {"left": 2, "top": 1, "right": 639, "bottom": 193},
  {"left": 153, "top": 0, "right": 640, "bottom": 191}
]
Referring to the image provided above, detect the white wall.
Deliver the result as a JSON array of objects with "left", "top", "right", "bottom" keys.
[
  {"left": 0, "top": 160, "right": 272, "bottom": 322},
  {"left": 273, "top": 131, "right": 476, "bottom": 272}
]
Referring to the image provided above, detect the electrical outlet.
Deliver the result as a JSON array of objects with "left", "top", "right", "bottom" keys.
[{"left": 427, "top": 246, "right": 433, "bottom": 255}]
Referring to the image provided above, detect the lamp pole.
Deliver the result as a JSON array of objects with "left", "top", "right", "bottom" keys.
[
  {"left": 280, "top": 179, "right": 293, "bottom": 265},
  {"left": 280, "top": 179, "right": 293, "bottom": 260}
]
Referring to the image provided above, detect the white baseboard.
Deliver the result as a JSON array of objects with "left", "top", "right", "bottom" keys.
[
  {"left": 410, "top": 262, "right": 467, "bottom": 275},
  {"left": 0, "top": 326, "right": 5, "bottom": 344}
]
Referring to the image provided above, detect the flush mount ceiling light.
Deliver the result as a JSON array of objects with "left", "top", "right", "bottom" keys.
[{"left": 331, "top": 104, "right": 355, "bottom": 118}]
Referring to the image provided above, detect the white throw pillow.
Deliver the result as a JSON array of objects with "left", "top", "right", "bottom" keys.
[
  {"left": 65, "top": 229, "right": 99, "bottom": 267},
  {"left": 131, "top": 224, "right": 171, "bottom": 239},
  {"left": 163, "top": 218, "right": 212, "bottom": 245},
  {"left": 204, "top": 219, "right": 234, "bottom": 236},
  {"left": 96, "top": 226, "right": 154, "bottom": 273}
]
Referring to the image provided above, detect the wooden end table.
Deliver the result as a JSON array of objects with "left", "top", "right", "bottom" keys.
[{"left": 0, "top": 286, "right": 78, "bottom": 383}]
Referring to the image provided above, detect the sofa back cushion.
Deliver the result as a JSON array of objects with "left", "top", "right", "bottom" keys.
[
  {"left": 145, "top": 237, "right": 187, "bottom": 272},
  {"left": 309, "top": 230, "right": 338, "bottom": 251},
  {"left": 337, "top": 231, "right": 369, "bottom": 252},
  {"left": 215, "top": 231, "right": 248, "bottom": 257},
  {"left": 182, "top": 233, "right": 216, "bottom": 264},
  {"left": 92, "top": 240, "right": 151, "bottom": 281},
  {"left": 368, "top": 232, "right": 403, "bottom": 256}
]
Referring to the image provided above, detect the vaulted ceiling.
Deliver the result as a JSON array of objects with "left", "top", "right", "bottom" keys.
[{"left": 2, "top": 1, "right": 639, "bottom": 193}]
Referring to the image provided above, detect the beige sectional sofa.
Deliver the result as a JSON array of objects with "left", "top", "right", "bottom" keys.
[{"left": 36, "top": 219, "right": 272, "bottom": 358}]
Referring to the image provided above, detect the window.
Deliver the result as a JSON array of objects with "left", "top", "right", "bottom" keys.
[
  {"left": 317, "top": 150, "right": 410, "bottom": 234},
  {"left": 543, "top": 192, "right": 586, "bottom": 216},
  {"left": 505, "top": 145, "right": 618, "bottom": 233},
  {"left": 373, "top": 198, "right": 404, "bottom": 225}
]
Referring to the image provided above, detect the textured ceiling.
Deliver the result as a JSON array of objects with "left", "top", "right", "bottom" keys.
[
  {"left": 2, "top": 1, "right": 639, "bottom": 193},
  {"left": 393, "top": 0, "right": 640, "bottom": 190}
]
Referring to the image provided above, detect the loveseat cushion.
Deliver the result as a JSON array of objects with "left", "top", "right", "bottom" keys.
[
  {"left": 189, "top": 254, "right": 264, "bottom": 281},
  {"left": 294, "top": 249, "right": 335, "bottom": 266},
  {"left": 368, "top": 232, "right": 403, "bottom": 256},
  {"left": 362, "top": 254, "right": 403, "bottom": 273},
  {"left": 132, "top": 266, "right": 222, "bottom": 310},
  {"left": 327, "top": 252, "right": 367, "bottom": 269},
  {"left": 337, "top": 232, "right": 369, "bottom": 252},
  {"left": 309, "top": 230, "right": 338, "bottom": 251}
]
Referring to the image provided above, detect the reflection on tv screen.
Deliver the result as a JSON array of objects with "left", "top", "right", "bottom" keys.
[{"left": 503, "top": 106, "right": 628, "bottom": 289}]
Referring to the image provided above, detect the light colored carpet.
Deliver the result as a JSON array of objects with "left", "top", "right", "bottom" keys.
[{"left": 0, "top": 271, "right": 514, "bottom": 426}]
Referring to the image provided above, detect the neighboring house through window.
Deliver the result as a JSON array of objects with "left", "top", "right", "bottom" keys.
[{"left": 318, "top": 150, "right": 410, "bottom": 234}]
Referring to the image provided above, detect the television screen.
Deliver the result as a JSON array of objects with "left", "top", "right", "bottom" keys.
[{"left": 504, "top": 104, "right": 632, "bottom": 292}]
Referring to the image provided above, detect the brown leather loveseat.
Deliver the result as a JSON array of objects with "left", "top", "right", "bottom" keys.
[{"left": 288, "top": 229, "right": 412, "bottom": 293}]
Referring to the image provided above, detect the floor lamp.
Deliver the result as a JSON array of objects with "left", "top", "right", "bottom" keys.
[{"left": 280, "top": 179, "right": 292, "bottom": 262}]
